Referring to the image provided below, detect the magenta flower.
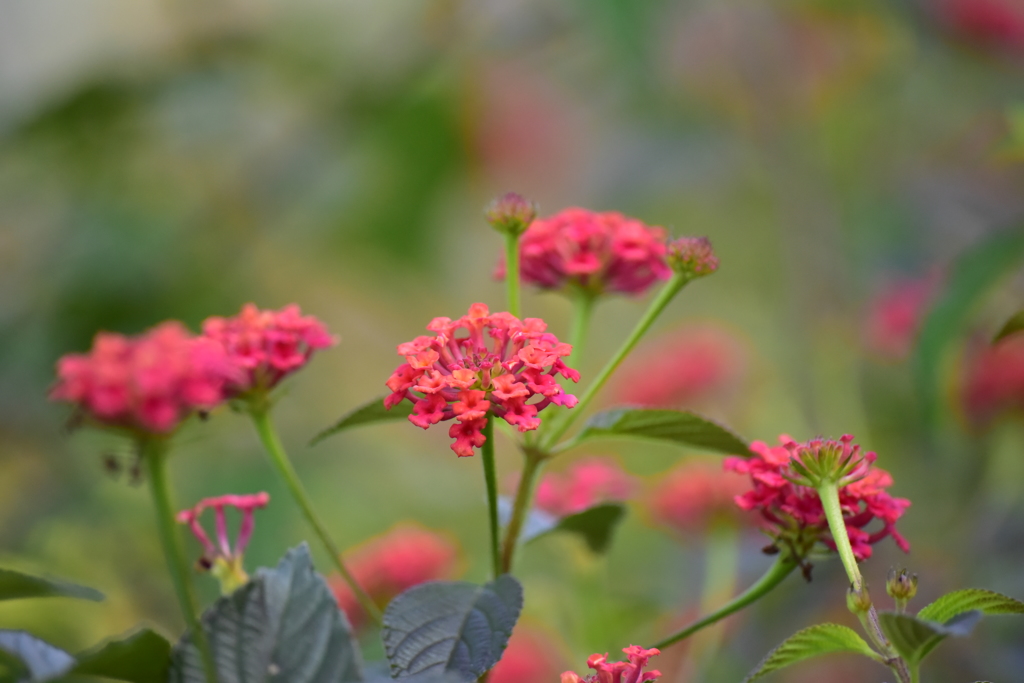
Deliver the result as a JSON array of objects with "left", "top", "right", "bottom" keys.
[
  {"left": 496, "top": 208, "right": 671, "bottom": 296},
  {"left": 202, "top": 303, "right": 337, "bottom": 396},
  {"left": 50, "top": 321, "right": 238, "bottom": 435},
  {"left": 528, "top": 458, "right": 634, "bottom": 517},
  {"left": 724, "top": 435, "right": 910, "bottom": 563},
  {"left": 384, "top": 303, "right": 579, "bottom": 457},
  {"left": 561, "top": 646, "right": 662, "bottom": 683},
  {"left": 178, "top": 492, "right": 270, "bottom": 592}
]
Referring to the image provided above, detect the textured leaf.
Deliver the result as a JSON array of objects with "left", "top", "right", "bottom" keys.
[
  {"left": 918, "top": 588, "right": 1024, "bottom": 624},
  {"left": 576, "top": 409, "right": 750, "bottom": 455},
  {"left": 382, "top": 575, "right": 523, "bottom": 680},
  {"left": 0, "top": 569, "right": 103, "bottom": 603},
  {"left": 170, "top": 544, "right": 363, "bottom": 683},
  {"left": 993, "top": 310, "right": 1024, "bottom": 343},
  {"left": 72, "top": 628, "right": 170, "bottom": 682},
  {"left": 877, "top": 611, "right": 982, "bottom": 666},
  {"left": 311, "top": 397, "right": 413, "bottom": 445},
  {"left": 743, "top": 623, "right": 880, "bottom": 682},
  {"left": 0, "top": 631, "right": 75, "bottom": 682}
]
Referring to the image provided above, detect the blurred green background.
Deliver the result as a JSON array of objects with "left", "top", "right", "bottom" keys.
[{"left": 2, "top": 0, "right": 1024, "bottom": 680}]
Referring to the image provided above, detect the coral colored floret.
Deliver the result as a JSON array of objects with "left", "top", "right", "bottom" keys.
[
  {"left": 384, "top": 303, "right": 579, "bottom": 456},
  {"left": 561, "top": 645, "right": 662, "bottom": 683}
]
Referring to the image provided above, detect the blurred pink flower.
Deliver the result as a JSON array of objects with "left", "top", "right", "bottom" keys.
[
  {"left": 666, "top": 237, "right": 719, "bottom": 279},
  {"left": 496, "top": 208, "right": 671, "bottom": 296},
  {"left": 864, "top": 276, "right": 938, "bottom": 360},
  {"left": 526, "top": 458, "right": 635, "bottom": 518},
  {"left": 51, "top": 321, "right": 238, "bottom": 434},
  {"left": 961, "top": 335, "right": 1024, "bottom": 424},
  {"left": 562, "top": 646, "right": 662, "bottom": 683},
  {"left": 177, "top": 492, "right": 270, "bottom": 570},
  {"left": 648, "top": 460, "right": 750, "bottom": 535},
  {"left": 330, "top": 525, "right": 460, "bottom": 630},
  {"left": 941, "top": 0, "right": 1024, "bottom": 51},
  {"left": 384, "top": 303, "right": 578, "bottom": 457},
  {"left": 202, "top": 303, "right": 336, "bottom": 395},
  {"left": 489, "top": 627, "right": 566, "bottom": 683}
]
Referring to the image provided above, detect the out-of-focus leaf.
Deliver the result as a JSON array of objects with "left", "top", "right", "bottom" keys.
[
  {"left": 877, "top": 611, "right": 982, "bottom": 666},
  {"left": 311, "top": 397, "right": 413, "bottom": 445},
  {"left": 992, "top": 310, "right": 1024, "bottom": 343},
  {"left": 498, "top": 499, "right": 627, "bottom": 553},
  {"left": 743, "top": 624, "right": 881, "bottom": 682},
  {"left": 0, "top": 569, "right": 103, "bottom": 603},
  {"left": 169, "top": 544, "right": 363, "bottom": 683},
  {"left": 497, "top": 498, "right": 558, "bottom": 544},
  {"left": 72, "top": 628, "right": 170, "bottom": 682},
  {"left": 0, "top": 631, "right": 75, "bottom": 682},
  {"left": 381, "top": 576, "right": 522, "bottom": 680},
  {"left": 917, "top": 589, "right": 1024, "bottom": 624},
  {"left": 574, "top": 408, "right": 750, "bottom": 455}
]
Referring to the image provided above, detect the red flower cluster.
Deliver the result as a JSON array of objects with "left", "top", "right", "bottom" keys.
[
  {"left": 942, "top": 0, "right": 1024, "bottom": 51},
  {"left": 864, "top": 276, "right": 937, "bottom": 360},
  {"left": 724, "top": 435, "right": 910, "bottom": 561},
  {"left": 51, "top": 322, "right": 239, "bottom": 434},
  {"left": 497, "top": 208, "right": 671, "bottom": 296},
  {"left": 562, "top": 646, "right": 661, "bottom": 683},
  {"left": 202, "top": 303, "right": 337, "bottom": 395},
  {"left": 961, "top": 336, "right": 1024, "bottom": 424},
  {"left": 648, "top": 459, "right": 749, "bottom": 535},
  {"left": 178, "top": 492, "right": 270, "bottom": 568},
  {"left": 489, "top": 627, "right": 566, "bottom": 683},
  {"left": 385, "top": 303, "right": 579, "bottom": 456},
  {"left": 532, "top": 458, "right": 635, "bottom": 517},
  {"left": 330, "top": 525, "right": 460, "bottom": 629}
]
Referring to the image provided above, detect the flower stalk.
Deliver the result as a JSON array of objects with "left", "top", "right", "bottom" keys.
[
  {"left": 504, "top": 232, "right": 522, "bottom": 319},
  {"left": 480, "top": 419, "right": 501, "bottom": 578},
  {"left": 568, "top": 289, "right": 597, "bottom": 368},
  {"left": 500, "top": 447, "right": 546, "bottom": 573}
]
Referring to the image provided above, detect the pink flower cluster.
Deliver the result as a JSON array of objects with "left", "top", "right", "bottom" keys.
[
  {"left": 561, "top": 646, "right": 661, "bottom": 683},
  {"left": 961, "top": 336, "right": 1024, "bottom": 425},
  {"left": 384, "top": 303, "right": 579, "bottom": 456},
  {"left": 202, "top": 303, "right": 337, "bottom": 395},
  {"left": 330, "top": 525, "right": 459, "bottom": 629},
  {"left": 178, "top": 492, "right": 270, "bottom": 568},
  {"left": 51, "top": 322, "right": 239, "bottom": 434},
  {"left": 942, "top": 0, "right": 1024, "bottom": 51},
  {"left": 497, "top": 208, "right": 671, "bottom": 295},
  {"left": 648, "top": 460, "right": 749, "bottom": 535},
  {"left": 724, "top": 435, "right": 910, "bottom": 561},
  {"left": 864, "top": 276, "right": 937, "bottom": 360},
  {"left": 531, "top": 458, "right": 635, "bottom": 517},
  {"left": 489, "top": 627, "right": 566, "bottom": 683}
]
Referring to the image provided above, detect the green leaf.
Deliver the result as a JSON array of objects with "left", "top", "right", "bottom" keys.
[
  {"left": 743, "top": 623, "right": 881, "bottom": 682},
  {"left": 311, "top": 397, "right": 413, "bottom": 445},
  {"left": 72, "top": 628, "right": 170, "bottom": 682},
  {"left": 0, "top": 631, "right": 75, "bottom": 682},
  {"left": 917, "top": 588, "right": 1024, "bottom": 625},
  {"left": 498, "top": 500, "right": 627, "bottom": 554},
  {"left": 382, "top": 575, "right": 523, "bottom": 680},
  {"left": 497, "top": 498, "right": 558, "bottom": 544},
  {"left": 877, "top": 611, "right": 982, "bottom": 666},
  {"left": 574, "top": 408, "right": 750, "bottom": 455},
  {"left": 993, "top": 310, "right": 1024, "bottom": 343},
  {"left": 169, "top": 544, "right": 363, "bottom": 683},
  {"left": 0, "top": 569, "right": 103, "bottom": 603}
]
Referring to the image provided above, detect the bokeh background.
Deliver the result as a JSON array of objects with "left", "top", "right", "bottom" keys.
[{"left": 3, "top": 0, "right": 1024, "bottom": 680}]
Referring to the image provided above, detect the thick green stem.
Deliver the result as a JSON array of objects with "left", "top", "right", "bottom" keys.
[
  {"left": 504, "top": 232, "right": 522, "bottom": 319},
  {"left": 500, "top": 449, "right": 545, "bottom": 573},
  {"left": 817, "top": 482, "right": 863, "bottom": 591},
  {"left": 480, "top": 419, "right": 501, "bottom": 579},
  {"left": 541, "top": 273, "right": 689, "bottom": 451},
  {"left": 142, "top": 439, "right": 218, "bottom": 683},
  {"left": 651, "top": 554, "right": 798, "bottom": 650},
  {"left": 568, "top": 290, "right": 596, "bottom": 369},
  {"left": 249, "top": 407, "right": 382, "bottom": 625},
  {"left": 909, "top": 664, "right": 920, "bottom": 683}
]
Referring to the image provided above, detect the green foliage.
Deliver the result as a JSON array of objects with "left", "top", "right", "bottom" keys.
[
  {"left": 877, "top": 611, "right": 981, "bottom": 667},
  {"left": 918, "top": 588, "right": 1024, "bottom": 624},
  {"left": 572, "top": 408, "right": 750, "bottom": 455},
  {"left": 0, "top": 631, "right": 75, "bottom": 683},
  {"left": 311, "top": 397, "right": 414, "bottom": 445},
  {"left": 743, "top": 624, "right": 881, "bottom": 682},
  {"left": 71, "top": 629, "right": 171, "bottom": 683},
  {"left": 498, "top": 499, "right": 627, "bottom": 553},
  {"left": 381, "top": 575, "right": 523, "bottom": 680},
  {"left": 992, "top": 310, "right": 1024, "bottom": 343},
  {"left": 0, "top": 569, "right": 103, "bottom": 603}
]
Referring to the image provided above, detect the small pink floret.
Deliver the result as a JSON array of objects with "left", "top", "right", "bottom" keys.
[
  {"left": 562, "top": 645, "right": 662, "bottom": 683},
  {"left": 178, "top": 492, "right": 270, "bottom": 566}
]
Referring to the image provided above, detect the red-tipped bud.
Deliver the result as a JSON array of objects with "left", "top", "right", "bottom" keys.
[
  {"left": 667, "top": 236, "right": 719, "bottom": 279},
  {"left": 485, "top": 192, "right": 538, "bottom": 236}
]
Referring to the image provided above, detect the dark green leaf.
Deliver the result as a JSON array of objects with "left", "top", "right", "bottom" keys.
[
  {"left": 918, "top": 588, "right": 1024, "bottom": 624},
  {"left": 311, "top": 397, "right": 413, "bottom": 445},
  {"left": 993, "top": 310, "right": 1024, "bottom": 343},
  {"left": 0, "top": 631, "right": 75, "bottom": 682},
  {"left": 0, "top": 569, "right": 103, "bottom": 603},
  {"left": 574, "top": 409, "right": 750, "bottom": 455},
  {"left": 382, "top": 575, "right": 523, "bottom": 680},
  {"left": 743, "top": 623, "right": 881, "bottom": 682},
  {"left": 549, "top": 504, "right": 626, "bottom": 553},
  {"left": 72, "top": 628, "right": 170, "bottom": 682},
  {"left": 877, "top": 611, "right": 982, "bottom": 666},
  {"left": 169, "top": 544, "right": 363, "bottom": 683}
]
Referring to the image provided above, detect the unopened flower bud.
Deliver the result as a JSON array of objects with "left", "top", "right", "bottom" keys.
[
  {"left": 847, "top": 584, "right": 872, "bottom": 615},
  {"left": 485, "top": 192, "right": 538, "bottom": 236},
  {"left": 667, "top": 237, "right": 719, "bottom": 279},
  {"left": 887, "top": 568, "right": 918, "bottom": 609}
]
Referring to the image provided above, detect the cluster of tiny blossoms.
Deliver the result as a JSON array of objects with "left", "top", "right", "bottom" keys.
[
  {"left": 648, "top": 459, "right": 749, "bottom": 535},
  {"left": 385, "top": 303, "right": 579, "bottom": 456},
  {"left": 530, "top": 458, "right": 635, "bottom": 517},
  {"left": 562, "top": 646, "right": 662, "bottom": 683},
  {"left": 725, "top": 435, "right": 910, "bottom": 562}
]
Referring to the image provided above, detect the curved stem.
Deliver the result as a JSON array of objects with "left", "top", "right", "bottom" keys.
[
  {"left": 249, "top": 406, "right": 382, "bottom": 625},
  {"left": 568, "top": 290, "right": 596, "bottom": 369},
  {"left": 142, "top": 439, "right": 218, "bottom": 683},
  {"left": 817, "top": 483, "right": 863, "bottom": 591},
  {"left": 504, "top": 233, "right": 522, "bottom": 319},
  {"left": 480, "top": 419, "right": 501, "bottom": 579},
  {"left": 651, "top": 554, "right": 798, "bottom": 650},
  {"left": 500, "top": 449, "right": 545, "bottom": 573}
]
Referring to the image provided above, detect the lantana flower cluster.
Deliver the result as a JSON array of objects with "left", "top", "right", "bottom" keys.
[
  {"left": 725, "top": 435, "right": 910, "bottom": 562},
  {"left": 648, "top": 460, "right": 749, "bottom": 535},
  {"left": 562, "top": 646, "right": 662, "bottom": 683},
  {"left": 385, "top": 303, "right": 579, "bottom": 456},
  {"left": 530, "top": 458, "right": 635, "bottom": 518}
]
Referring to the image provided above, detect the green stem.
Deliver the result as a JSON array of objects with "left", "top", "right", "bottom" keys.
[
  {"left": 568, "top": 290, "right": 596, "bottom": 369},
  {"left": 817, "top": 482, "right": 863, "bottom": 591},
  {"left": 480, "top": 419, "right": 501, "bottom": 579},
  {"left": 500, "top": 449, "right": 545, "bottom": 573},
  {"left": 142, "top": 439, "right": 218, "bottom": 683},
  {"left": 504, "top": 232, "right": 521, "bottom": 318},
  {"left": 909, "top": 664, "right": 920, "bottom": 683},
  {"left": 540, "top": 272, "right": 689, "bottom": 451},
  {"left": 249, "top": 406, "right": 383, "bottom": 625},
  {"left": 651, "top": 554, "right": 798, "bottom": 650}
]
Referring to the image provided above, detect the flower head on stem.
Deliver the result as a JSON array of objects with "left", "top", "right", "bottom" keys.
[
  {"left": 178, "top": 492, "right": 270, "bottom": 594},
  {"left": 485, "top": 192, "right": 538, "bottom": 237},
  {"left": 666, "top": 236, "right": 719, "bottom": 280},
  {"left": 561, "top": 645, "right": 662, "bottom": 683}
]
